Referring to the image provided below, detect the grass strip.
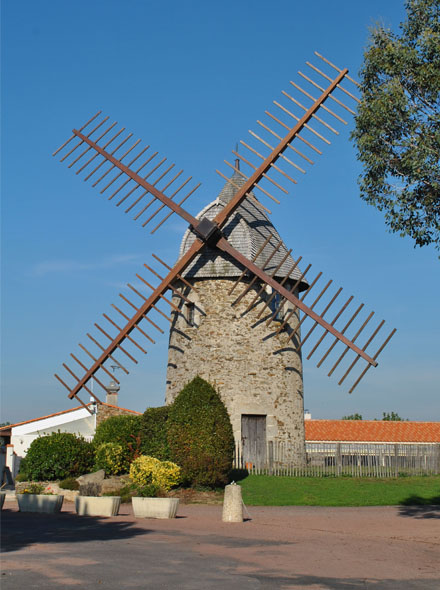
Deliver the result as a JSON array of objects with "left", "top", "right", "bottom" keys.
[{"left": 239, "top": 474, "right": 440, "bottom": 506}]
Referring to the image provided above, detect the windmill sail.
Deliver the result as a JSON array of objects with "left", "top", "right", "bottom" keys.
[
  {"left": 55, "top": 245, "right": 204, "bottom": 405},
  {"left": 214, "top": 52, "right": 360, "bottom": 227},
  {"left": 53, "top": 52, "right": 395, "bottom": 404},
  {"left": 216, "top": 236, "right": 395, "bottom": 394},
  {"left": 53, "top": 114, "right": 202, "bottom": 234}
]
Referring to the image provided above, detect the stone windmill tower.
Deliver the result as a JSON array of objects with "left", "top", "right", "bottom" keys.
[
  {"left": 166, "top": 161, "right": 308, "bottom": 464},
  {"left": 52, "top": 53, "right": 396, "bottom": 469}
]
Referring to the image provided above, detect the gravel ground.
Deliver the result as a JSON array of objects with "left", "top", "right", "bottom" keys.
[{"left": 1, "top": 501, "right": 439, "bottom": 589}]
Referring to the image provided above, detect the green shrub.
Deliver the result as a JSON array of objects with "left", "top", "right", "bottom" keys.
[
  {"left": 14, "top": 473, "right": 28, "bottom": 483},
  {"left": 94, "top": 442, "right": 129, "bottom": 475},
  {"left": 94, "top": 415, "right": 142, "bottom": 464},
  {"left": 140, "top": 406, "right": 170, "bottom": 460},
  {"left": 167, "top": 376, "right": 235, "bottom": 488},
  {"left": 59, "top": 477, "right": 80, "bottom": 490},
  {"left": 101, "top": 490, "right": 131, "bottom": 502},
  {"left": 24, "top": 432, "right": 94, "bottom": 481},
  {"left": 118, "top": 484, "right": 136, "bottom": 503}
]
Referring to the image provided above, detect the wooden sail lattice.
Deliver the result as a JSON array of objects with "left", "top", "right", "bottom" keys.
[{"left": 53, "top": 52, "right": 395, "bottom": 408}]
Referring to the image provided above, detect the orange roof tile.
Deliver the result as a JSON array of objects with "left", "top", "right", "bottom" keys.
[{"left": 305, "top": 420, "right": 440, "bottom": 443}]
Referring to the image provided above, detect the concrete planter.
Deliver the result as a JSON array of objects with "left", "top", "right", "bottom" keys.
[
  {"left": 75, "top": 496, "right": 121, "bottom": 517},
  {"left": 17, "top": 494, "right": 64, "bottom": 513},
  {"left": 0, "top": 493, "right": 5, "bottom": 510},
  {"left": 132, "top": 497, "right": 179, "bottom": 519}
]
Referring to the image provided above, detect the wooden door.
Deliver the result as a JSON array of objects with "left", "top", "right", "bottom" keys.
[{"left": 241, "top": 414, "right": 266, "bottom": 469}]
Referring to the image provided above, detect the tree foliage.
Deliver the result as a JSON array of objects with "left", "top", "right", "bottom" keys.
[
  {"left": 94, "top": 414, "right": 142, "bottom": 449},
  {"left": 167, "top": 376, "right": 235, "bottom": 487},
  {"left": 140, "top": 406, "right": 170, "bottom": 460},
  {"left": 351, "top": 0, "right": 440, "bottom": 251},
  {"left": 382, "top": 411, "right": 407, "bottom": 421},
  {"left": 341, "top": 413, "right": 363, "bottom": 420}
]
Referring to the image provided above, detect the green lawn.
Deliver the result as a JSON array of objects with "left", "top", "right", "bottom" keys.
[{"left": 239, "top": 474, "right": 440, "bottom": 506}]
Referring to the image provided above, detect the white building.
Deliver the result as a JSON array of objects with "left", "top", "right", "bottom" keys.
[{"left": 0, "top": 398, "right": 140, "bottom": 481}]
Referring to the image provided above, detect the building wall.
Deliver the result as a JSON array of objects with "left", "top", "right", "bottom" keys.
[
  {"left": 11, "top": 413, "right": 96, "bottom": 458},
  {"left": 9, "top": 405, "right": 138, "bottom": 462},
  {"left": 95, "top": 404, "right": 140, "bottom": 426},
  {"left": 166, "top": 278, "right": 306, "bottom": 463}
]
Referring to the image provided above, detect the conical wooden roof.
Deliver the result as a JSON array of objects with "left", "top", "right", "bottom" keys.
[{"left": 179, "top": 169, "right": 306, "bottom": 288}]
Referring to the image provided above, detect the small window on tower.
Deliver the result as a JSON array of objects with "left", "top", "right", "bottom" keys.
[
  {"left": 186, "top": 302, "right": 195, "bottom": 326},
  {"left": 269, "top": 292, "right": 284, "bottom": 322}
]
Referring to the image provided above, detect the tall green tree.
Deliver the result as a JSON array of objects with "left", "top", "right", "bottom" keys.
[
  {"left": 351, "top": 0, "right": 440, "bottom": 252},
  {"left": 167, "top": 376, "right": 235, "bottom": 487}
]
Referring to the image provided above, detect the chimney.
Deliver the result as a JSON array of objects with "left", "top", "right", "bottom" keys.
[
  {"left": 106, "top": 379, "right": 120, "bottom": 406},
  {"left": 304, "top": 409, "right": 312, "bottom": 421}
]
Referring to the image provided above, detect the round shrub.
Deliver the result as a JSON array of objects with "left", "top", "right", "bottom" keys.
[
  {"left": 94, "top": 442, "right": 129, "bottom": 475},
  {"left": 140, "top": 406, "right": 170, "bottom": 460},
  {"left": 153, "top": 460, "right": 181, "bottom": 490},
  {"left": 167, "top": 376, "right": 235, "bottom": 487},
  {"left": 59, "top": 477, "right": 80, "bottom": 490},
  {"left": 129, "top": 455, "right": 181, "bottom": 493},
  {"left": 129, "top": 455, "right": 160, "bottom": 488},
  {"left": 24, "top": 432, "right": 94, "bottom": 481}
]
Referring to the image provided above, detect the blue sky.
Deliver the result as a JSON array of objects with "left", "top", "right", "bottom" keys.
[{"left": 2, "top": 0, "right": 439, "bottom": 423}]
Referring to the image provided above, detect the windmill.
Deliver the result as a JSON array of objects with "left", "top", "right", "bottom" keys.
[{"left": 52, "top": 52, "right": 396, "bottom": 463}]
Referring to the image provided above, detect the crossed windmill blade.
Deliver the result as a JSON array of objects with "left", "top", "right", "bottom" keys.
[{"left": 53, "top": 52, "right": 396, "bottom": 412}]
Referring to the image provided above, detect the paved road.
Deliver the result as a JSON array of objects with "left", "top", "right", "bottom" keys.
[{"left": 1, "top": 502, "right": 439, "bottom": 589}]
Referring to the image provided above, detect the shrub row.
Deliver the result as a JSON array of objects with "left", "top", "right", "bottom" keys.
[{"left": 19, "top": 376, "right": 234, "bottom": 487}]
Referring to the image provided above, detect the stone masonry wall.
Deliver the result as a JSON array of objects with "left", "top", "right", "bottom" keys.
[
  {"left": 166, "top": 278, "right": 306, "bottom": 464},
  {"left": 96, "top": 404, "right": 140, "bottom": 427}
]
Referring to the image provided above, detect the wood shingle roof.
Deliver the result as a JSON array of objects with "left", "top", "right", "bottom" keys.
[{"left": 179, "top": 170, "right": 307, "bottom": 289}]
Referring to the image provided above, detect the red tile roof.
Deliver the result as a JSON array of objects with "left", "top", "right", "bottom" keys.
[{"left": 305, "top": 420, "right": 440, "bottom": 443}]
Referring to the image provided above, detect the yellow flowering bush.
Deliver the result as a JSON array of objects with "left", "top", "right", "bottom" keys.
[
  {"left": 129, "top": 455, "right": 181, "bottom": 493},
  {"left": 152, "top": 461, "right": 181, "bottom": 491},
  {"left": 95, "top": 442, "right": 129, "bottom": 475}
]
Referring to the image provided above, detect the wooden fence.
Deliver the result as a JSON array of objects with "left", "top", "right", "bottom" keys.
[{"left": 233, "top": 441, "right": 440, "bottom": 477}]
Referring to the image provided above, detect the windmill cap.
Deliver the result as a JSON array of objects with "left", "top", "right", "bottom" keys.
[{"left": 178, "top": 171, "right": 308, "bottom": 290}]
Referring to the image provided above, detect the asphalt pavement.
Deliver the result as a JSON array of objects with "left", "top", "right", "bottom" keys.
[{"left": 1, "top": 502, "right": 439, "bottom": 589}]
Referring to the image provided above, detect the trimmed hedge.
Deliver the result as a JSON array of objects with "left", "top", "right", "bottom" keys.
[
  {"left": 167, "top": 376, "right": 234, "bottom": 487},
  {"left": 140, "top": 406, "right": 170, "bottom": 460},
  {"left": 93, "top": 414, "right": 142, "bottom": 466},
  {"left": 23, "top": 432, "right": 94, "bottom": 481}
]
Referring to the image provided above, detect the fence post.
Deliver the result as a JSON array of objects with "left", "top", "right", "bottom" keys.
[
  {"left": 336, "top": 443, "right": 342, "bottom": 476},
  {"left": 268, "top": 440, "right": 274, "bottom": 476},
  {"left": 394, "top": 444, "right": 399, "bottom": 477}
]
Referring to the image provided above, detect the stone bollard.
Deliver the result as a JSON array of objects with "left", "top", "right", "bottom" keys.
[{"left": 222, "top": 483, "right": 243, "bottom": 522}]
